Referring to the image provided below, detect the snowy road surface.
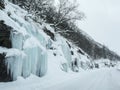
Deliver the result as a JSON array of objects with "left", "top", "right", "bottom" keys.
[
  {"left": 43, "top": 68, "right": 120, "bottom": 90},
  {"left": 0, "top": 68, "right": 120, "bottom": 90}
]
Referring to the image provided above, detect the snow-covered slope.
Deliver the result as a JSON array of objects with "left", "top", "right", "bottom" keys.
[
  {"left": 0, "top": 1, "right": 120, "bottom": 90},
  {"left": 0, "top": 1, "right": 92, "bottom": 81}
]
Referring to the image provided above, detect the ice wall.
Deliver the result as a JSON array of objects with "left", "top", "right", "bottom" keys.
[
  {"left": 54, "top": 34, "right": 72, "bottom": 72},
  {"left": 0, "top": 2, "right": 49, "bottom": 80},
  {"left": 9, "top": 21, "right": 48, "bottom": 80},
  {"left": 61, "top": 38, "right": 72, "bottom": 67},
  {"left": 0, "top": 0, "right": 92, "bottom": 81}
]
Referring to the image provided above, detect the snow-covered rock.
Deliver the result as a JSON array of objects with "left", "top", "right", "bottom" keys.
[{"left": 0, "top": 0, "right": 92, "bottom": 81}]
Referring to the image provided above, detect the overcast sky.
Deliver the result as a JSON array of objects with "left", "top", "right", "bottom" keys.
[{"left": 76, "top": 0, "right": 120, "bottom": 55}]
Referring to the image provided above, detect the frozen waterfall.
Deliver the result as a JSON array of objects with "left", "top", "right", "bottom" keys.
[
  {"left": 0, "top": 2, "right": 49, "bottom": 80},
  {"left": 0, "top": 1, "right": 85, "bottom": 81}
]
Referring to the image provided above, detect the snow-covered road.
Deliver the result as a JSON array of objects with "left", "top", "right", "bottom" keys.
[
  {"left": 0, "top": 68, "right": 120, "bottom": 90},
  {"left": 43, "top": 68, "right": 120, "bottom": 90}
]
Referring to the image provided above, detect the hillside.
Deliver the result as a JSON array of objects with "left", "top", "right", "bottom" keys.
[
  {"left": 0, "top": 0, "right": 92, "bottom": 82},
  {"left": 7, "top": 0, "right": 120, "bottom": 61},
  {"left": 61, "top": 27, "right": 120, "bottom": 60},
  {"left": 0, "top": 0, "right": 120, "bottom": 90}
]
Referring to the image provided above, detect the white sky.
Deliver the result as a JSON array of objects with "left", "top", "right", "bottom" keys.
[{"left": 77, "top": 0, "right": 120, "bottom": 55}]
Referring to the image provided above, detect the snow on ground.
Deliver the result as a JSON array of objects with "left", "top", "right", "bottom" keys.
[
  {"left": 0, "top": 68, "right": 120, "bottom": 90},
  {"left": 0, "top": 47, "right": 120, "bottom": 90},
  {"left": 0, "top": 1, "right": 120, "bottom": 90},
  {"left": 43, "top": 68, "right": 120, "bottom": 90}
]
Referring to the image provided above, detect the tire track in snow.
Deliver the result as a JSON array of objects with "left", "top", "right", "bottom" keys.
[
  {"left": 107, "top": 68, "right": 120, "bottom": 90},
  {"left": 86, "top": 69, "right": 108, "bottom": 90},
  {"left": 43, "top": 68, "right": 120, "bottom": 90}
]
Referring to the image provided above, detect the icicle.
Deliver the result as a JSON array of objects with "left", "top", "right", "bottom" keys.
[{"left": 5, "top": 49, "right": 25, "bottom": 80}]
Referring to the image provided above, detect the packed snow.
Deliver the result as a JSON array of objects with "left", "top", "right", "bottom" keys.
[{"left": 1, "top": 68, "right": 120, "bottom": 90}]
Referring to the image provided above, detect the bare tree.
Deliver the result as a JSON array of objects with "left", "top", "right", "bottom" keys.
[
  {"left": 54, "top": 0, "right": 85, "bottom": 27},
  {"left": 9, "top": 0, "right": 54, "bottom": 22},
  {"left": 26, "top": 0, "right": 54, "bottom": 22},
  {"left": 9, "top": 0, "right": 84, "bottom": 30}
]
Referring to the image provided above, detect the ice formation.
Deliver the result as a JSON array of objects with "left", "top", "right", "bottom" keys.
[
  {"left": 0, "top": 1, "right": 50, "bottom": 80},
  {"left": 0, "top": 1, "right": 91, "bottom": 81}
]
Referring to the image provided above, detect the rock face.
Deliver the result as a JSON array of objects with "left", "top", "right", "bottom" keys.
[
  {"left": 43, "top": 27, "right": 55, "bottom": 40},
  {"left": 0, "top": 21, "right": 12, "bottom": 82},
  {"left": 0, "top": 53, "right": 12, "bottom": 82},
  {"left": 0, "top": 0, "right": 5, "bottom": 9},
  {"left": 0, "top": 20, "right": 12, "bottom": 48}
]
